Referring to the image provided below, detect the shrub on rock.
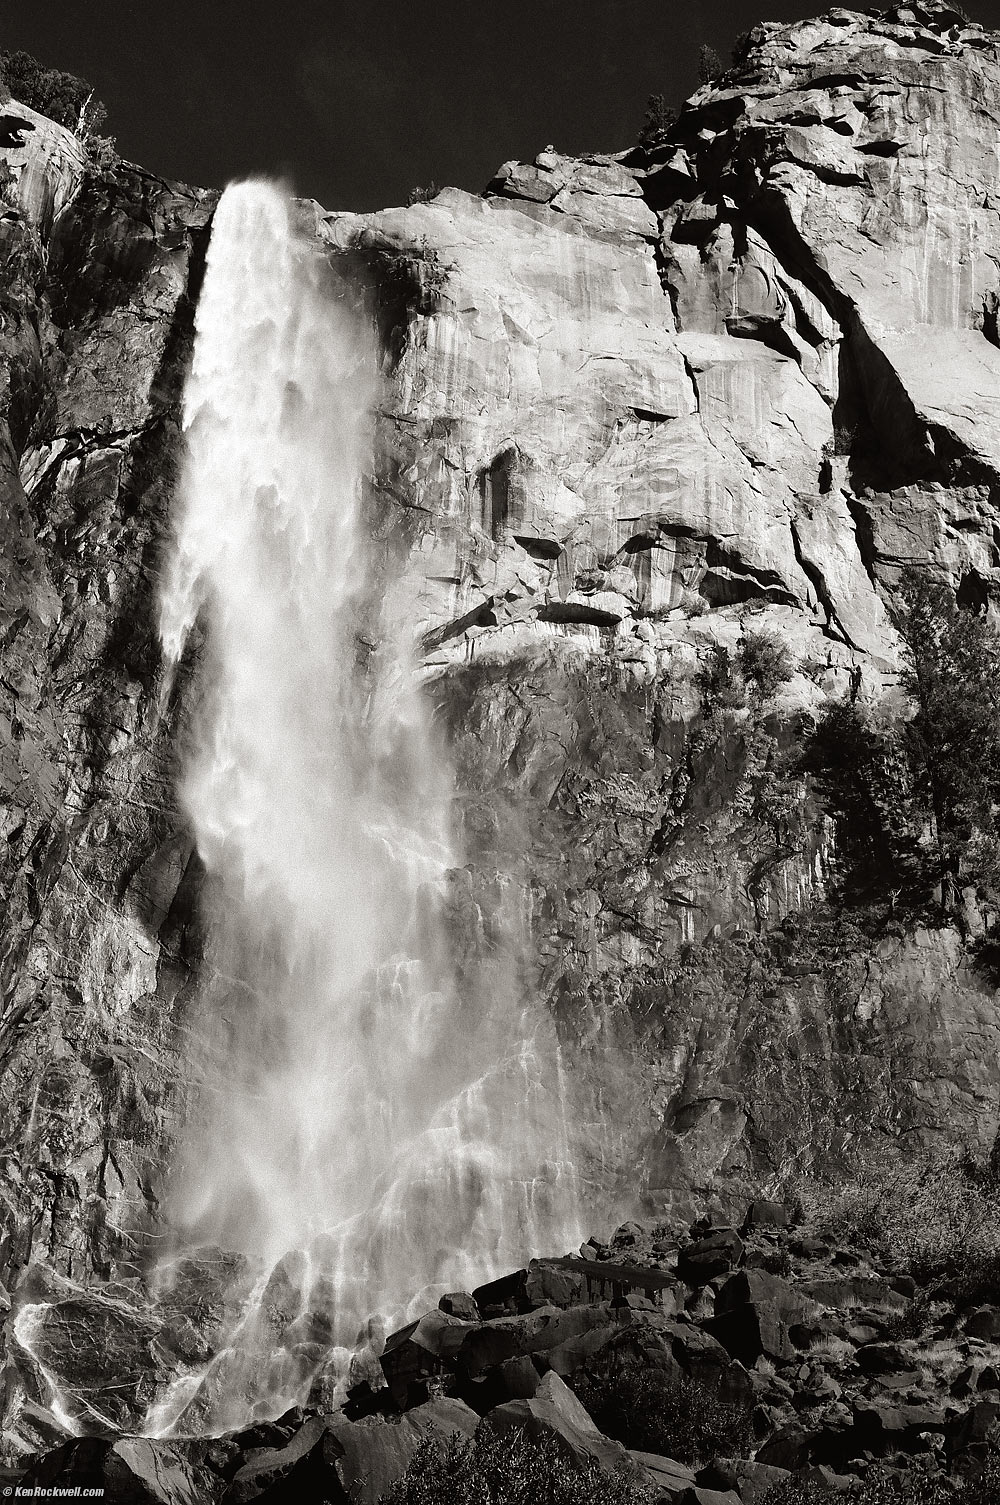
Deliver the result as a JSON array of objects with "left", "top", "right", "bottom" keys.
[
  {"left": 571, "top": 1359, "right": 754, "bottom": 1466},
  {"left": 380, "top": 1428, "right": 654, "bottom": 1505},
  {"left": 757, "top": 1450, "right": 1000, "bottom": 1501},
  {"left": 737, "top": 630, "right": 793, "bottom": 700},
  {"left": 793, "top": 1146, "right": 1000, "bottom": 1292}
]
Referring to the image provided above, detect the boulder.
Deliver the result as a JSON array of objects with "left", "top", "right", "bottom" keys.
[
  {"left": 697, "top": 1457, "right": 793, "bottom": 1503},
  {"left": 224, "top": 1419, "right": 331, "bottom": 1503},
  {"left": 455, "top": 1304, "right": 618, "bottom": 1379},
  {"left": 439, "top": 1292, "right": 481, "bottom": 1321},
  {"left": 525, "top": 1256, "right": 679, "bottom": 1313},
  {"left": 525, "top": 1261, "right": 589, "bottom": 1309},
  {"left": 460, "top": 1354, "right": 541, "bottom": 1413},
  {"left": 10, "top": 1283, "right": 177, "bottom": 1433},
  {"left": 798, "top": 1279, "right": 907, "bottom": 1313},
  {"left": 756, "top": 1422, "right": 813, "bottom": 1470},
  {"left": 678, "top": 1231, "right": 745, "bottom": 1285},
  {"left": 715, "top": 1270, "right": 817, "bottom": 1327},
  {"left": 792, "top": 1239, "right": 830, "bottom": 1261},
  {"left": 853, "top": 1399, "right": 947, "bottom": 1449},
  {"left": 380, "top": 1310, "right": 472, "bottom": 1408},
  {"left": 705, "top": 1302, "right": 793, "bottom": 1367},
  {"left": 742, "top": 1201, "right": 789, "bottom": 1232},
  {"left": 544, "top": 1323, "right": 626, "bottom": 1378},
  {"left": 966, "top": 1306, "right": 1000, "bottom": 1341},
  {"left": 790, "top": 1314, "right": 850, "bottom": 1348},
  {"left": 480, "top": 1370, "right": 634, "bottom": 1475},
  {"left": 665, "top": 1323, "right": 753, "bottom": 1403},
  {"left": 472, "top": 1270, "right": 529, "bottom": 1318},
  {"left": 791, "top": 1370, "right": 842, "bottom": 1410},
  {"left": 947, "top": 1399, "right": 1000, "bottom": 1465},
  {"left": 742, "top": 1246, "right": 792, "bottom": 1276},
  {"left": 629, "top": 1449, "right": 696, "bottom": 1499},
  {"left": 335, "top": 1401, "right": 476, "bottom": 1505},
  {"left": 569, "top": 1322, "right": 687, "bottom": 1392},
  {"left": 856, "top": 1341, "right": 909, "bottom": 1375},
  {"left": 23, "top": 1437, "right": 219, "bottom": 1504},
  {"left": 709, "top": 1269, "right": 818, "bottom": 1363}
]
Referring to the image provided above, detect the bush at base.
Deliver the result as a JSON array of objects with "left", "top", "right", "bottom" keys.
[
  {"left": 793, "top": 1145, "right": 1000, "bottom": 1298},
  {"left": 381, "top": 1429, "right": 653, "bottom": 1505},
  {"left": 571, "top": 1363, "right": 753, "bottom": 1466},
  {"left": 760, "top": 1449, "right": 1000, "bottom": 1502}
]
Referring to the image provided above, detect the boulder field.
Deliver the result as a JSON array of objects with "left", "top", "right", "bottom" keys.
[
  {"left": 14, "top": 1202, "right": 1000, "bottom": 1500},
  {"left": 4, "top": 0, "right": 1000, "bottom": 1478}
]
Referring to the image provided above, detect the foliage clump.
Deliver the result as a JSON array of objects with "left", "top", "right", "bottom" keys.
[
  {"left": 895, "top": 571, "right": 1000, "bottom": 889},
  {"left": 0, "top": 48, "right": 117, "bottom": 172},
  {"left": 381, "top": 1429, "right": 653, "bottom": 1505},
  {"left": 638, "top": 93, "right": 677, "bottom": 150},
  {"left": 698, "top": 44, "right": 725, "bottom": 84},
  {"left": 696, "top": 628, "right": 794, "bottom": 713},
  {"left": 760, "top": 1450, "right": 1000, "bottom": 1502},
  {"left": 810, "top": 570, "right": 1000, "bottom": 915},
  {"left": 730, "top": 29, "right": 755, "bottom": 68},
  {"left": 793, "top": 1145, "right": 1000, "bottom": 1294},
  {"left": 406, "top": 183, "right": 440, "bottom": 206},
  {"left": 571, "top": 1362, "right": 753, "bottom": 1466},
  {"left": 0, "top": 49, "right": 106, "bottom": 132},
  {"left": 695, "top": 643, "right": 744, "bottom": 711},
  {"left": 738, "top": 630, "right": 794, "bottom": 700}
]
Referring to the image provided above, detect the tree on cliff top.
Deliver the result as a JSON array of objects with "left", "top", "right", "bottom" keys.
[
  {"left": 0, "top": 49, "right": 107, "bottom": 134},
  {"left": 698, "top": 44, "right": 725, "bottom": 84},
  {"left": 638, "top": 94, "right": 678, "bottom": 150}
]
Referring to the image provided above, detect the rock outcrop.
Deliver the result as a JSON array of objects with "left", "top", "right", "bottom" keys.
[{"left": 4, "top": 0, "right": 1000, "bottom": 1470}]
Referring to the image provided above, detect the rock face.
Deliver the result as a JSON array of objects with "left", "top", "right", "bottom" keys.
[
  {"left": 0, "top": 97, "right": 215, "bottom": 1437},
  {"left": 4, "top": 0, "right": 1000, "bottom": 1461}
]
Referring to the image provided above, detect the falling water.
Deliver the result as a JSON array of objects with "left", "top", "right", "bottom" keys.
[{"left": 151, "top": 182, "right": 579, "bottom": 1432}]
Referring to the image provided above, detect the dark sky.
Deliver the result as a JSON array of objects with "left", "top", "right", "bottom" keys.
[{"left": 5, "top": 0, "right": 1000, "bottom": 212}]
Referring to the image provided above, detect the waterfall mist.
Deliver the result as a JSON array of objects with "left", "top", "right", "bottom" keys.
[{"left": 152, "top": 182, "right": 580, "bottom": 1432}]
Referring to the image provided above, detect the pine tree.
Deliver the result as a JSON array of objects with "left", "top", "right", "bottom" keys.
[
  {"left": 895, "top": 570, "right": 1000, "bottom": 893},
  {"left": 698, "top": 44, "right": 725, "bottom": 85},
  {"left": 812, "top": 570, "right": 1000, "bottom": 916},
  {"left": 638, "top": 93, "right": 677, "bottom": 150}
]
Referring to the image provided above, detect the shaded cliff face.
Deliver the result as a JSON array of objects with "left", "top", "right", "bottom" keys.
[
  {"left": 2, "top": 0, "right": 1000, "bottom": 1453},
  {"left": 0, "top": 105, "right": 214, "bottom": 1295}
]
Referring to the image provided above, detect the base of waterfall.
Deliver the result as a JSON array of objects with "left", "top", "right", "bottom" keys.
[{"left": 10, "top": 1205, "right": 1000, "bottom": 1503}]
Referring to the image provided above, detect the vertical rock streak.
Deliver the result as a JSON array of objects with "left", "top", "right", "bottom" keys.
[{"left": 153, "top": 182, "right": 579, "bottom": 1431}]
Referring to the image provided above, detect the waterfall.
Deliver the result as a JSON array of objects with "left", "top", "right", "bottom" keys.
[{"left": 152, "top": 181, "right": 579, "bottom": 1433}]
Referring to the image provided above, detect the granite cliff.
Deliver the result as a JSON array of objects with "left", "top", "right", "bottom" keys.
[{"left": 2, "top": 0, "right": 1000, "bottom": 1469}]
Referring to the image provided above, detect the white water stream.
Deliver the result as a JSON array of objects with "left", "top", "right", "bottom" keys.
[{"left": 149, "top": 182, "right": 579, "bottom": 1432}]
